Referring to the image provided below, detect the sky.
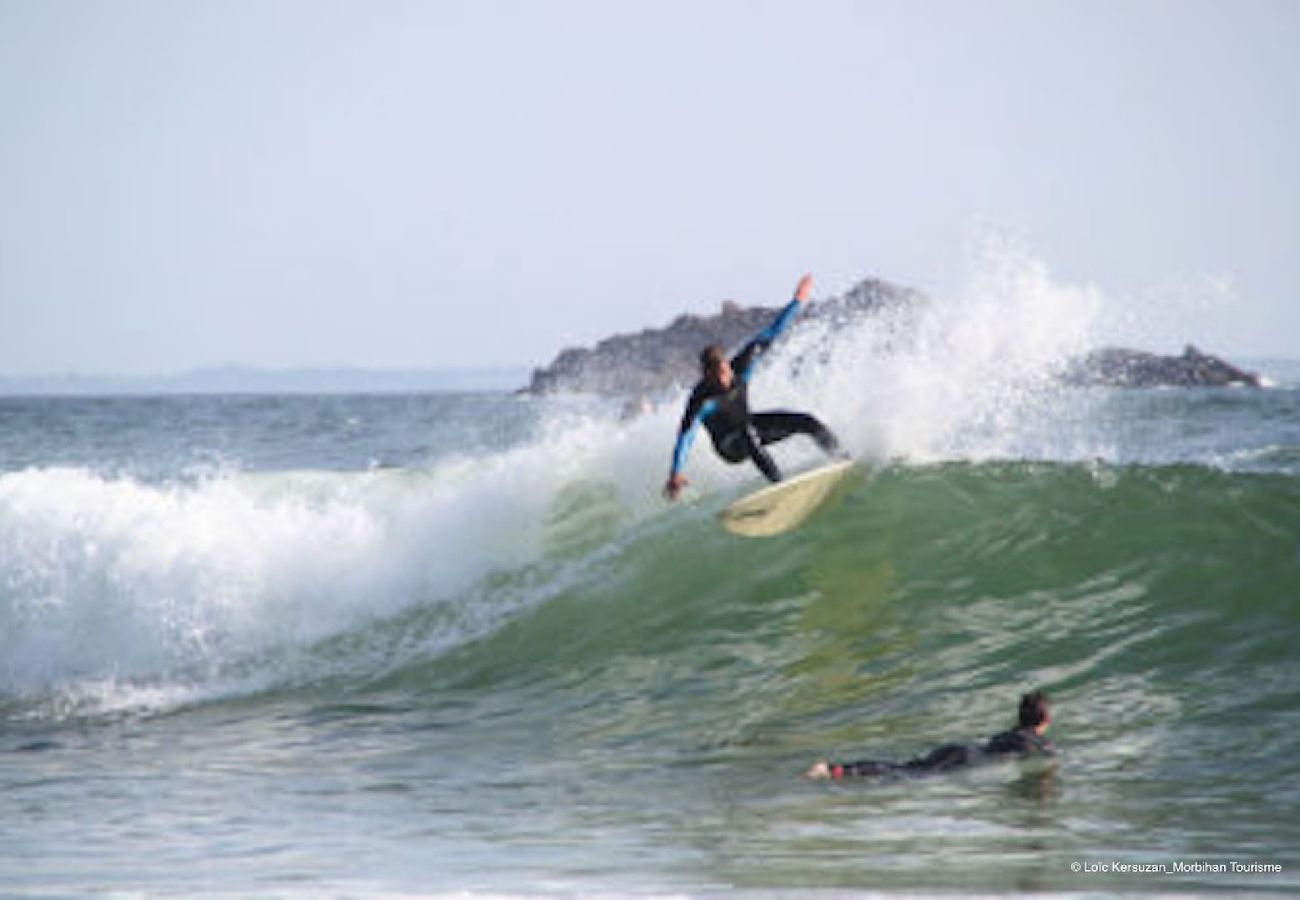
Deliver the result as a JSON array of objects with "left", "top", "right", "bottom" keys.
[{"left": 2, "top": 0, "right": 1298, "bottom": 376}]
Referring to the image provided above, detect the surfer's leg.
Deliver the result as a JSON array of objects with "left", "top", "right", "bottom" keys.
[
  {"left": 836, "top": 759, "right": 904, "bottom": 778},
  {"left": 743, "top": 425, "right": 783, "bottom": 482},
  {"left": 908, "top": 744, "right": 975, "bottom": 774},
  {"left": 717, "top": 427, "right": 783, "bottom": 482},
  {"left": 752, "top": 411, "right": 844, "bottom": 458}
]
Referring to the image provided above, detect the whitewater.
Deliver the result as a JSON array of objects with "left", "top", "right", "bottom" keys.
[{"left": 2, "top": 257, "right": 1298, "bottom": 894}]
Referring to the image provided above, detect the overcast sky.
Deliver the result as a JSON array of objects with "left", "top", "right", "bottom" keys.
[{"left": 2, "top": 0, "right": 1297, "bottom": 375}]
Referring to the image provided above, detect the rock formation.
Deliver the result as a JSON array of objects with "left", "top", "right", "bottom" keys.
[
  {"left": 525, "top": 278, "right": 1260, "bottom": 395},
  {"left": 526, "top": 278, "right": 922, "bottom": 395},
  {"left": 1065, "top": 345, "right": 1261, "bottom": 388}
]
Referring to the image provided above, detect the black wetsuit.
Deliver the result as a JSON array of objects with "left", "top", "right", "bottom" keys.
[
  {"left": 669, "top": 298, "right": 842, "bottom": 483},
  {"left": 829, "top": 728, "right": 1056, "bottom": 779}
]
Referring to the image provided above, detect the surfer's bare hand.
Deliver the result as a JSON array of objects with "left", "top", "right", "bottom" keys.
[
  {"left": 794, "top": 273, "right": 814, "bottom": 303},
  {"left": 664, "top": 473, "right": 688, "bottom": 500}
]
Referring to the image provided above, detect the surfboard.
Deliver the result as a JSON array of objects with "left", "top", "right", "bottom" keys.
[{"left": 719, "top": 459, "right": 856, "bottom": 538}]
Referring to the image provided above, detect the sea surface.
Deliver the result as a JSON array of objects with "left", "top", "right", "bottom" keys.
[{"left": 3, "top": 347, "right": 1299, "bottom": 894}]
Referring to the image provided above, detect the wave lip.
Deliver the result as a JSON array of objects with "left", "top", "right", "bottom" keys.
[
  {"left": 0, "top": 395, "right": 676, "bottom": 718},
  {"left": 0, "top": 456, "right": 564, "bottom": 707}
]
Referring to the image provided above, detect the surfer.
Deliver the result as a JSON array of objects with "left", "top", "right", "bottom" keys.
[
  {"left": 664, "top": 273, "right": 845, "bottom": 500},
  {"left": 806, "top": 690, "right": 1056, "bottom": 780}
]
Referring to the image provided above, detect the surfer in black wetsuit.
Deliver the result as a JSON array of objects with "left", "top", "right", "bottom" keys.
[
  {"left": 664, "top": 274, "right": 845, "bottom": 500},
  {"left": 806, "top": 690, "right": 1056, "bottom": 780}
]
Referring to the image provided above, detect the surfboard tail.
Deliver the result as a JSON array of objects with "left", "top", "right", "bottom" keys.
[{"left": 719, "top": 460, "right": 857, "bottom": 537}]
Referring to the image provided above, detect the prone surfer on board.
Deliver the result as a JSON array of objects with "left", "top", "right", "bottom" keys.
[
  {"left": 664, "top": 274, "right": 846, "bottom": 500},
  {"left": 805, "top": 691, "right": 1057, "bottom": 780}
]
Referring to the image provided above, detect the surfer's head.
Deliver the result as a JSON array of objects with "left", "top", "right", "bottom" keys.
[
  {"left": 700, "top": 344, "right": 734, "bottom": 389},
  {"left": 1018, "top": 690, "right": 1052, "bottom": 734}
]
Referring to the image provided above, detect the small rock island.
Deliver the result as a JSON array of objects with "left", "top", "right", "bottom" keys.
[{"left": 526, "top": 277, "right": 1260, "bottom": 396}]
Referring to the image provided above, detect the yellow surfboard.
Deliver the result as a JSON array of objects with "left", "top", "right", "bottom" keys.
[{"left": 719, "top": 459, "right": 856, "bottom": 538}]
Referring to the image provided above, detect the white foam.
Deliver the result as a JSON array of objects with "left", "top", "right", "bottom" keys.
[
  {"left": 578, "top": 237, "right": 1117, "bottom": 491},
  {"left": 0, "top": 395, "right": 700, "bottom": 714},
  {"left": 753, "top": 235, "right": 1105, "bottom": 464}
]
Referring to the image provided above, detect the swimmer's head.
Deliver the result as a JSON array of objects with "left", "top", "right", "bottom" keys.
[{"left": 1019, "top": 690, "right": 1052, "bottom": 733}]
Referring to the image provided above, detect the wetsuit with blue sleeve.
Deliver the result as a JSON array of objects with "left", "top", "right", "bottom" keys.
[{"left": 669, "top": 298, "right": 841, "bottom": 484}]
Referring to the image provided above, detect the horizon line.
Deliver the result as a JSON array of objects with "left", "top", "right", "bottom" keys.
[{"left": 0, "top": 364, "right": 534, "bottom": 396}]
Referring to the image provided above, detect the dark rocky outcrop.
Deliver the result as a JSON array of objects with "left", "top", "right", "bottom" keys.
[
  {"left": 526, "top": 277, "right": 1260, "bottom": 396},
  {"left": 1064, "top": 345, "right": 1261, "bottom": 388},
  {"left": 526, "top": 278, "right": 922, "bottom": 396}
]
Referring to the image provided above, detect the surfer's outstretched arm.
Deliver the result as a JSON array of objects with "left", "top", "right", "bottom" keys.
[
  {"left": 665, "top": 392, "right": 716, "bottom": 499},
  {"left": 733, "top": 273, "right": 814, "bottom": 382},
  {"left": 665, "top": 426, "right": 695, "bottom": 499}
]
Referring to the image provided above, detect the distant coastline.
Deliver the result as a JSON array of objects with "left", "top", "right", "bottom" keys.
[{"left": 0, "top": 365, "right": 529, "bottom": 397}]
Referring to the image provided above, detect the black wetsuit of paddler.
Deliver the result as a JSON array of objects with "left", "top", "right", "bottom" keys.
[{"left": 827, "top": 727, "right": 1056, "bottom": 780}]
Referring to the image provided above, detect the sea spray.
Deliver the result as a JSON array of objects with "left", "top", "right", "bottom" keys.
[
  {"left": 753, "top": 238, "right": 1105, "bottom": 463},
  {"left": 0, "top": 388, "right": 720, "bottom": 715},
  {"left": 0, "top": 466, "right": 412, "bottom": 693}
]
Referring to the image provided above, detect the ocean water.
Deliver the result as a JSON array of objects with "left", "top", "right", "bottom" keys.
[{"left": 3, "top": 301, "right": 1299, "bottom": 895}]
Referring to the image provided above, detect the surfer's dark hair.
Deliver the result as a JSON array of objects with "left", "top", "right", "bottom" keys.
[
  {"left": 1018, "top": 690, "right": 1050, "bottom": 729},
  {"left": 700, "top": 344, "right": 726, "bottom": 372}
]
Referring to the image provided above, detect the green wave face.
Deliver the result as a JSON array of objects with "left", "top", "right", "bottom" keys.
[{"left": 286, "top": 460, "right": 1295, "bottom": 890}]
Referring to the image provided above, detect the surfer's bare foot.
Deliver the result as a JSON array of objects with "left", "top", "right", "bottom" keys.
[{"left": 806, "top": 760, "right": 832, "bottom": 779}]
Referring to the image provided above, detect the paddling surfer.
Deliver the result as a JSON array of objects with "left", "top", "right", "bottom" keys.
[
  {"left": 806, "top": 690, "right": 1057, "bottom": 780},
  {"left": 664, "top": 274, "right": 845, "bottom": 500}
]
